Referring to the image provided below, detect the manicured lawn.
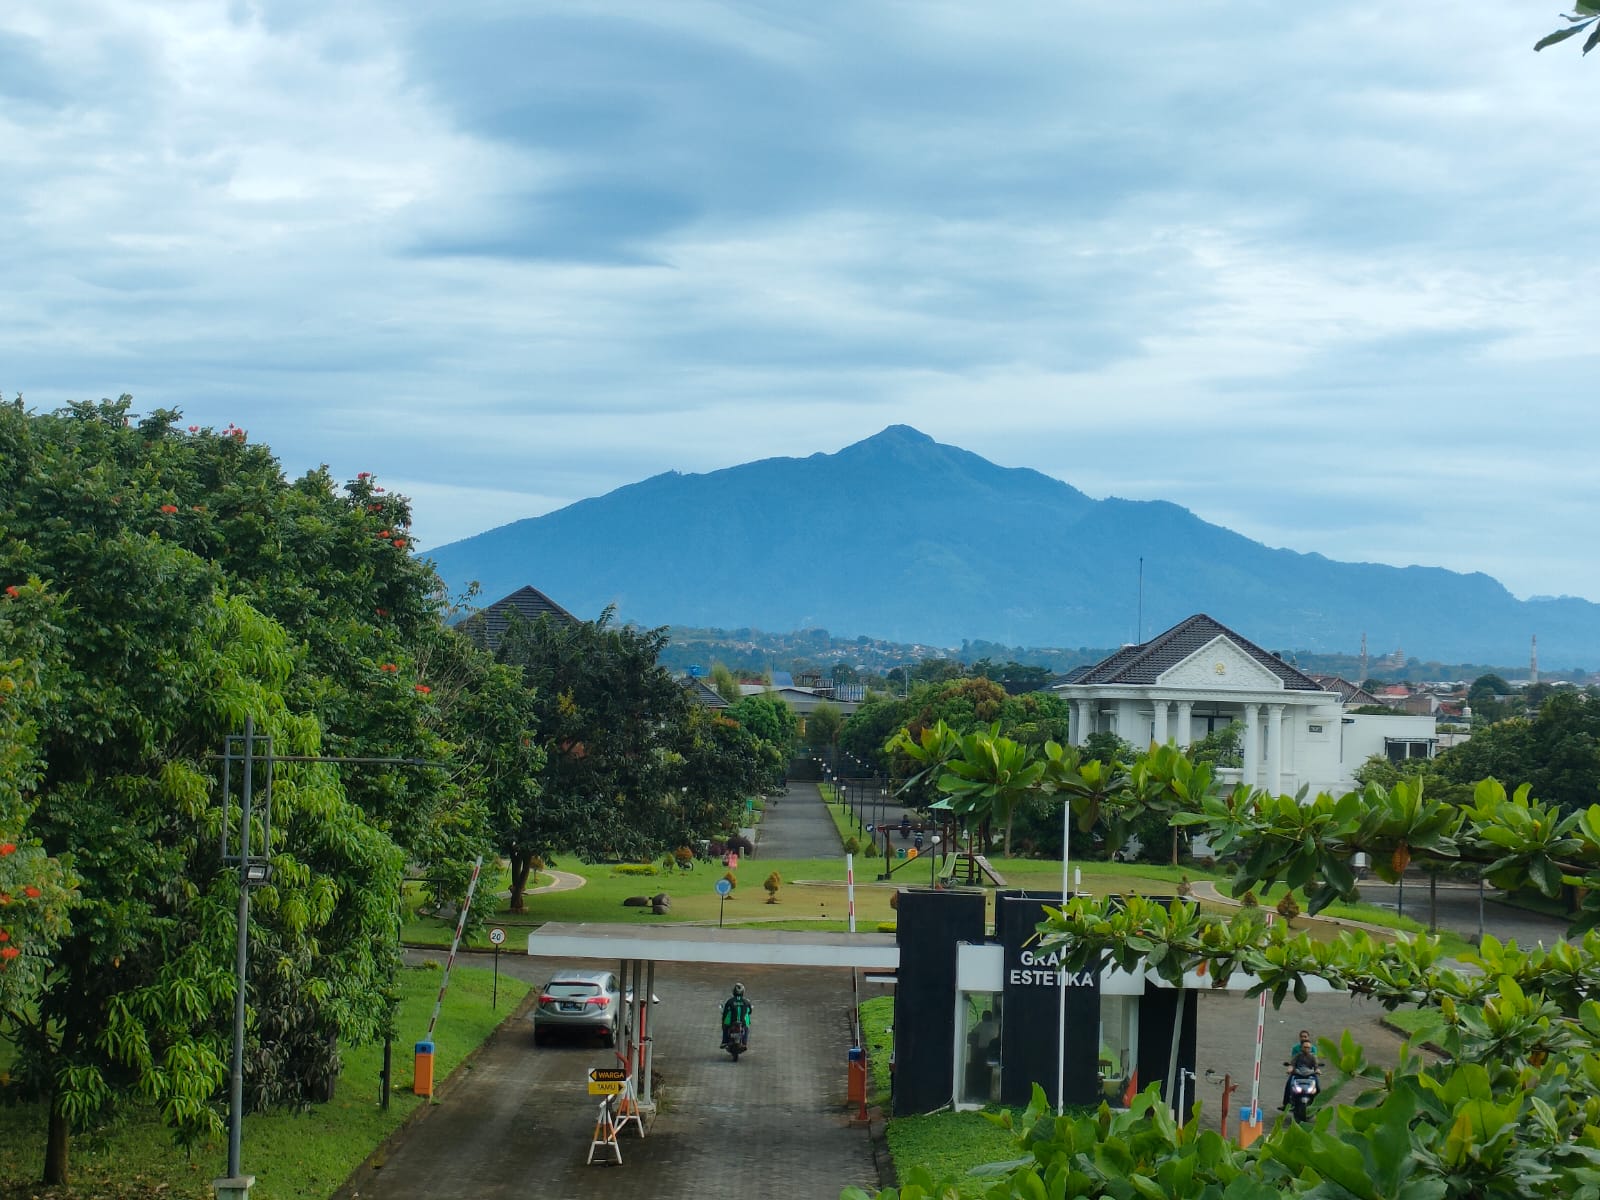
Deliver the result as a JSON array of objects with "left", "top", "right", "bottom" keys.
[
  {"left": 0, "top": 963, "right": 525, "bottom": 1200},
  {"left": 886, "top": 1109, "right": 1021, "bottom": 1199}
]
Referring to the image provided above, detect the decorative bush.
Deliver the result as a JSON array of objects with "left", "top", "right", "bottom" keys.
[
  {"left": 674, "top": 846, "right": 694, "bottom": 869},
  {"left": 864, "top": 839, "right": 879, "bottom": 858},
  {"left": 613, "top": 863, "right": 659, "bottom": 877},
  {"left": 1239, "top": 889, "right": 1260, "bottom": 908},
  {"left": 1275, "top": 891, "right": 1301, "bottom": 921},
  {"left": 722, "top": 871, "right": 738, "bottom": 894},
  {"left": 888, "top": 890, "right": 900, "bottom": 911},
  {"left": 1176, "top": 875, "right": 1194, "bottom": 897},
  {"left": 764, "top": 871, "right": 782, "bottom": 903},
  {"left": 842, "top": 836, "right": 861, "bottom": 855}
]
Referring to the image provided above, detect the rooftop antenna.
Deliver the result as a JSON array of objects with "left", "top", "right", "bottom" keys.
[
  {"left": 1359, "top": 632, "right": 1368, "bottom": 684},
  {"left": 1137, "top": 556, "right": 1144, "bottom": 643},
  {"left": 1531, "top": 635, "right": 1539, "bottom": 685}
]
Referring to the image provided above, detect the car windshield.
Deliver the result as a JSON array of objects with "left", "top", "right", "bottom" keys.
[{"left": 547, "top": 982, "right": 600, "bottom": 998}]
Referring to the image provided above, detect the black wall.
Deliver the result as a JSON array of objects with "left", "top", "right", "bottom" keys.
[
  {"left": 893, "top": 888, "right": 985, "bottom": 1117},
  {"left": 996, "top": 892, "right": 1101, "bottom": 1108},
  {"left": 1136, "top": 985, "right": 1199, "bottom": 1111}
]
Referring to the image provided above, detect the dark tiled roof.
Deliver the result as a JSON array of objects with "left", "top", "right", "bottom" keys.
[
  {"left": 459, "top": 585, "right": 580, "bottom": 650},
  {"left": 1067, "top": 614, "right": 1325, "bottom": 692},
  {"left": 684, "top": 678, "right": 730, "bottom": 709},
  {"left": 1308, "top": 674, "right": 1383, "bottom": 706}
]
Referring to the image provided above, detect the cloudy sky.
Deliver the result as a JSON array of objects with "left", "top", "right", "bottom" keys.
[{"left": 4, "top": 2, "right": 1596, "bottom": 602}]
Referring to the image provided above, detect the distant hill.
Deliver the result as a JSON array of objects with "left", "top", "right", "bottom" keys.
[{"left": 424, "top": 426, "right": 1600, "bottom": 667}]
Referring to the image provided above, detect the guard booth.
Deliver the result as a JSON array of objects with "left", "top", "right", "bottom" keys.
[{"left": 892, "top": 888, "right": 1198, "bottom": 1116}]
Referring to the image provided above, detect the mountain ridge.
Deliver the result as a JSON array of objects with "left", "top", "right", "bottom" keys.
[{"left": 424, "top": 427, "right": 1595, "bottom": 666}]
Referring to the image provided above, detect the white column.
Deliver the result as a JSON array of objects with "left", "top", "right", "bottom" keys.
[
  {"left": 1266, "top": 704, "right": 1285, "bottom": 796},
  {"left": 1152, "top": 700, "right": 1170, "bottom": 745},
  {"left": 1117, "top": 700, "right": 1140, "bottom": 744},
  {"left": 1242, "top": 705, "right": 1260, "bottom": 789},
  {"left": 1176, "top": 701, "right": 1194, "bottom": 749},
  {"left": 1078, "top": 701, "right": 1094, "bottom": 746}
]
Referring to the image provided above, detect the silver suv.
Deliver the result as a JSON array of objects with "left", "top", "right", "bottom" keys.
[{"left": 531, "top": 969, "right": 622, "bottom": 1045}]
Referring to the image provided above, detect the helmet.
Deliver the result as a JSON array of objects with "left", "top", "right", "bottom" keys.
[{"left": 732, "top": 982, "right": 745, "bottom": 997}]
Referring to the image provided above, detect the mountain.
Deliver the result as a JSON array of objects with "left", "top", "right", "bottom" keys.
[{"left": 424, "top": 426, "right": 1599, "bottom": 667}]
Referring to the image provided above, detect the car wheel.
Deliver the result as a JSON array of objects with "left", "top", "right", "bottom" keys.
[
  {"left": 603, "top": 1018, "right": 617, "bottom": 1047},
  {"left": 533, "top": 1025, "right": 547, "bottom": 1047}
]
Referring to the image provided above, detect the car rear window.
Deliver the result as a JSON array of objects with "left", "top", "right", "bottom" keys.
[{"left": 547, "top": 982, "right": 600, "bottom": 998}]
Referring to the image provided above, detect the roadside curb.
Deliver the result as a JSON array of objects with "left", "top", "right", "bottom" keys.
[
  {"left": 866, "top": 1105, "right": 897, "bottom": 1192},
  {"left": 329, "top": 989, "right": 539, "bottom": 1199}
]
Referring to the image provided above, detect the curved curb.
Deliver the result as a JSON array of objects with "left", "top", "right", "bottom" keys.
[{"left": 524, "top": 869, "right": 587, "bottom": 895}]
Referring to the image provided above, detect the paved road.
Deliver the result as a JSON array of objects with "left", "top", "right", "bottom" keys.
[
  {"left": 348, "top": 955, "right": 878, "bottom": 1200},
  {"left": 1354, "top": 878, "right": 1572, "bottom": 948},
  {"left": 758, "top": 781, "right": 847, "bottom": 859}
]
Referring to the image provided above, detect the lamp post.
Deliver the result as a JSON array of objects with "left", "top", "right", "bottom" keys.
[
  {"left": 930, "top": 834, "right": 942, "bottom": 886},
  {"left": 213, "top": 725, "right": 449, "bottom": 1200},
  {"left": 1057, "top": 792, "right": 1073, "bottom": 1117}
]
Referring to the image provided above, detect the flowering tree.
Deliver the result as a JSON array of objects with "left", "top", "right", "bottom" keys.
[{"left": 0, "top": 399, "right": 462, "bottom": 1182}]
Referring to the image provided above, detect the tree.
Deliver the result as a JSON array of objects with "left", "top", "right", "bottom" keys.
[
  {"left": 1536, "top": 3, "right": 1600, "bottom": 55},
  {"left": 492, "top": 609, "right": 699, "bottom": 881},
  {"left": 709, "top": 662, "right": 742, "bottom": 706},
  {"left": 804, "top": 700, "right": 846, "bottom": 759},
  {"left": 0, "top": 399, "right": 443, "bottom": 1181}
]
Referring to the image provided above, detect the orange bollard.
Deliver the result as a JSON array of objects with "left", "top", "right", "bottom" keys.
[
  {"left": 413, "top": 1039, "right": 435, "bottom": 1097},
  {"left": 847, "top": 1047, "right": 867, "bottom": 1107},
  {"left": 1237, "top": 1106, "right": 1266, "bottom": 1147}
]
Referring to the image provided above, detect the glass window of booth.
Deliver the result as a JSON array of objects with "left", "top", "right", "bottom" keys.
[
  {"left": 1098, "top": 993, "right": 1138, "bottom": 1105},
  {"left": 959, "top": 992, "right": 1002, "bottom": 1106}
]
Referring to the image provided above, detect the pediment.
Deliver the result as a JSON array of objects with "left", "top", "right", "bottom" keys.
[{"left": 1157, "top": 636, "right": 1283, "bottom": 691}]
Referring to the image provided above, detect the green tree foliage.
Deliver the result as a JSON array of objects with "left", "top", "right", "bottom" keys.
[
  {"left": 490, "top": 609, "right": 722, "bottom": 892},
  {"left": 1536, "top": 2, "right": 1600, "bottom": 55},
  {"left": 709, "top": 662, "right": 742, "bottom": 706},
  {"left": 0, "top": 399, "right": 458, "bottom": 1182},
  {"left": 1436, "top": 690, "right": 1600, "bottom": 814},
  {"left": 804, "top": 700, "right": 846, "bottom": 757},
  {"left": 724, "top": 693, "right": 798, "bottom": 790}
]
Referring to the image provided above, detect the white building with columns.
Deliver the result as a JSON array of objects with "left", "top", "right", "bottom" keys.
[{"left": 1055, "top": 614, "right": 1436, "bottom": 797}]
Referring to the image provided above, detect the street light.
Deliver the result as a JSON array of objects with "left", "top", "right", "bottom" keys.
[
  {"left": 929, "top": 834, "right": 942, "bottom": 885},
  {"left": 213, "top": 723, "right": 450, "bottom": 1200}
]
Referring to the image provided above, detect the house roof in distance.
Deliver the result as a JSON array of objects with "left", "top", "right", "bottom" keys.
[
  {"left": 459, "top": 585, "right": 580, "bottom": 650},
  {"left": 1069, "top": 614, "right": 1325, "bottom": 692}
]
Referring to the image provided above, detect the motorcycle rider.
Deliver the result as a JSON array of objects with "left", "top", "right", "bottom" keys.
[
  {"left": 1281, "top": 1029, "right": 1312, "bottom": 1110},
  {"left": 1284, "top": 1037, "right": 1320, "bottom": 1118},
  {"left": 721, "top": 982, "right": 753, "bottom": 1049}
]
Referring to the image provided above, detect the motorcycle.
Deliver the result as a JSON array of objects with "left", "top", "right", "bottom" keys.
[
  {"left": 723, "top": 1018, "right": 749, "bottom": 1062},
  {"left": 1284, "top": 1061, "right": 1321, "bottom": 1122}
]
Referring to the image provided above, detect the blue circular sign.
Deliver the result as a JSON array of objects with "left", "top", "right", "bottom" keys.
[{"left": 715, "top": 878, "right": 733, "bottom": 897}]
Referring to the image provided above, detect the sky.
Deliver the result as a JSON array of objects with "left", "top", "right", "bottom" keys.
[{"left": 3, "top": 2, "right": 1597, "bottom": 603}]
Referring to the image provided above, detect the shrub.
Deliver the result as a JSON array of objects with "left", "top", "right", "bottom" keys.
[
  {"left": 842, "top": 836, "right": 861, "bottom": 855},
  {"left": 764, "top": 871, "right": 782, "bottom": 903},
  {"left": 864, "top": 838, "right": 880, "bottom": 858},
  {"left": 722, "top": 871, "right": 738, "bottom": 894},
  {"left": 1176, "top": 875, "right": 1194, "bottom": 897},
  {"left": 1239, "top": 889, "right": 1260, "bottom": 908},
  {"left": 1275, "top": 892, "right": 1301, "bottom": 921},
  {"left": 614, "top": 863, "right": 659, "bottom": 877},
  {"left": 674, "top": 846, "right": 694, "bottom": 870},
  {"left": 876, "top": 921, "right": 897, "bottom": 933}
]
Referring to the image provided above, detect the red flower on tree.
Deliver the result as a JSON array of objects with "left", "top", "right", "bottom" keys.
[
  {"left": 0, "top": 930, "right": 9, "bottom": 942},
  {"left": 379, "top": 662, "right": 399, "bottom": 673},
  {"left": 187, "top": 425, "right": 199, "bottom": 433},
  {"left": 392, "top": 538, "right": 407, "bottom": 549},
  {"left": 159, "top": 504, "right": 179, "bottom": 514},
  {"left": 4, "top": 587, "right": 19, "bottom": 600},
  {"left": 378, "top": 530, "right": 391, "bottom": 538},
  {"left": 414, "top": 684, "right": 432, "bottom": 695},
  {"left": 22, "top": 886, "right": 39, "bottom": 899},
  {"left": 1, "top": 946, "right": 18, "bottom": 961},
  {"left": 0, "top": 843, "right": 15, "bottom": 856}
]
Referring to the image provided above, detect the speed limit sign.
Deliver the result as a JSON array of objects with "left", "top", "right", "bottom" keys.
[{"left": 489, "top": 927, "right": 506, "bottom": 946}]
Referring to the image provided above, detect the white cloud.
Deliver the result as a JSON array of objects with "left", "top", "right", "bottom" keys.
[{"left": 3, "top": 0, "right": 1598, "bottom": 618}]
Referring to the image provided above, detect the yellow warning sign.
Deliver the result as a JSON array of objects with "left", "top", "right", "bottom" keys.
[{"left": 588, "top": 1066, "right": 627, "bottom": 1095}]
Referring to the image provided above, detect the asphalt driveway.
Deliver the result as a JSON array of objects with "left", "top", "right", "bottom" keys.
[{"left": 342, "top": 957, "right": 879, "bottom": 1200}]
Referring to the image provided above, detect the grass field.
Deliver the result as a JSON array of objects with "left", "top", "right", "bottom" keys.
[{"left": 0, "top": 963, "right": 526, "bottom": 1200}]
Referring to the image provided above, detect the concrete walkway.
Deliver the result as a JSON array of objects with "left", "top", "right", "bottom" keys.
[{"left": 757, "top": 781, "right": 846, "bottom": 859}]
